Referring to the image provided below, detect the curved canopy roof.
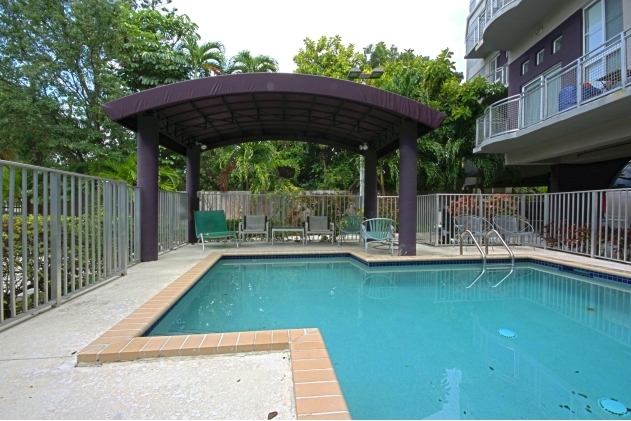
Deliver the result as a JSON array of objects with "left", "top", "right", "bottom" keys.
[{"left": 102, "top": 73, "right": 445, "bottom": 158}]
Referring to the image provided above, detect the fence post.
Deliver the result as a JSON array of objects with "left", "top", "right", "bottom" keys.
[
  {"left": 520, "top": 195, "right": 527, "bottom": 246},
  {"left": 169, "top": 192, "right": 175, "bottom": 250},
  {"left": 119, "top": 184, "right": 128, "bottom": 275},
  {"left": 621, "top": 33, "right": 627, "bottom": 87},
  {"left": 590, "top": 191, "right": 598, "bottom": 259},
  {"left": 434, "top": 195, "right": 440, "bottom": 246},
  {"left": 576, "top": 61, "right": 582, "bottom": 106},
  {"left": 50, "top": 172, "right": 62, "bottom": 306},
  {"left": 134, "top": 188, "right": 141, "bottom": 262},
  {"left": 543, "top": 194, "right": 549, "bottom": 250},
  {"left": 104, "top": 182, "right": 112, "bottom": 277}
]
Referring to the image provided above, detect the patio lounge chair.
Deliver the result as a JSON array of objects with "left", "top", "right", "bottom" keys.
[
  {"left": 360, "top": 218, "right": 395, "bottom": 255},
  {"left": 238, "top": 215, "right": 269, "bottom": 242},
  {"left": 305, "top": 216, "right": 335, "bottom": 244},
  {"left": 194, "top": 210, "right": 239, "bottom": 250},
  {"left": 493, "top": 215, "right": 535, "bottom": 248},
  {"left": 338, "top": 214, "right": 364, "bottom": 246}
]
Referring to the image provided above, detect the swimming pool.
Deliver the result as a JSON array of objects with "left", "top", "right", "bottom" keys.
[{"left": 146, "top": 257, "right": 631, "bottom": 420}]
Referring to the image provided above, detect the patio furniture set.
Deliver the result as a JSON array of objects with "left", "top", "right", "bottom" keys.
[{"left": 194, "top": 210, "right": 398, "bottom": 254}]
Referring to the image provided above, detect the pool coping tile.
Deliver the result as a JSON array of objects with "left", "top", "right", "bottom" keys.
[{"left": 77, "top": 249, "right": 631, "bottom": 420}]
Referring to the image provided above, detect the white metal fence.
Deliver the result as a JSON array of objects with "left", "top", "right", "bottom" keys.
[
  {"left": 199, "top": 191, "right": 363, "bottom": 232},
  {"left": 477, "top": 30, "right": 631, "bottom": 146},
  {"left": 1, "top": 160, "right": 136, "bottom": 327},
  {"left": 158, "top": 190, "right": 188, "bottom": 253},
  {"left": 417, "top": 190, "right": 631, "bottom": 264}
]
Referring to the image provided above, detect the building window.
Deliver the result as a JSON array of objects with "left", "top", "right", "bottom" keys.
[
  {"left": 553, "top": 36, "right": 562, "bottom": 53},
  {"left": 584, "top": 0, "right": 623, "bottom": 54},
  {"left": 522, "top": 60, "right": 529, "bottom": 75},
  {"left": 536, "top": 49, "right": 545, "bottom": 65}
]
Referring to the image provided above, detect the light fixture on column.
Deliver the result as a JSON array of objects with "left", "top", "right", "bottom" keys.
[
  {"left": 199, "top": 143, "right": 208, "bottom": 150},
  {"left": 359, "top": 143, "right": 369, "bottom": 151}
]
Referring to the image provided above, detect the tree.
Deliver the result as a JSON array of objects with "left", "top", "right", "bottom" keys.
[
  {"left": 293, "top": 36, "right": 365, "bottom": 78},
  {"left": 375, "top": 49, "right": 505, "bottom": 191},
  {"left": 227, "top": 50, "right": 278, "bottom": 74},
  {"left": 181, "top": 36, "right": 225, "bottom": 78},
  {"left": 0, "top": 0, "right": 135, "bottom": 170},
  {"left": 216, "top": 142, "right": 277, "bottom": 193},
  {"left": 117, "top": 7, "right": 198, "bottom": 91},
  {"left": 363, "top": 42, "right": 399, "bottom": 68}
]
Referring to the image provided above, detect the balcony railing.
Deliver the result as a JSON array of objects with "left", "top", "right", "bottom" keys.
[
  {"left": 476, "top": 31, "right": 631, "bottom": 146},
  {"left": 466, "top": 0, "right": 519, "bottom": 55},
  {"left": 485, "top": 64, "right": 508, "bottom": 85}
]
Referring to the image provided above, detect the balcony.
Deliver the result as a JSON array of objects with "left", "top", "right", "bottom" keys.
[
  {"left": 465, "top": 0, "right": 566, "bottom": 59},
  {"left": 475, "top": 31, "right": 631, "bottom": 160},
  {"left": 484, "top": 64, "right": 508, "bottom": 86}
]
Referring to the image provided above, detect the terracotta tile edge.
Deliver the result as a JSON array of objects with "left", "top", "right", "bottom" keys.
[
  {"left": 289, "top": 328, "right": 350, "bottom": 419},
  {"left": 77, "top": 252, "right": 225, "bottom": 363}
]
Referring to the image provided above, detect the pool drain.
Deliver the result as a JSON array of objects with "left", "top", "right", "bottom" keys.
[
  {"left": 598, "top": 398, "right": 629, "bottom": 416},
  {"left": 498, "top": 328, "right": 516, "bottom": 338}
]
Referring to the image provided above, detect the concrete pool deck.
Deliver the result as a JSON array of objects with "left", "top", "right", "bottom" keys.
[{"left": 1, "top": 240, "right": 630, "bottom": 419}]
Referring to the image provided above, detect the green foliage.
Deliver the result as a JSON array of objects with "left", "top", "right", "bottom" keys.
[
  {"left": 293, "top": 36, "right": 365, "bottom": 79},
  {"left": 227, "top": 50, "right": 278, "bottom": 74},
  {"left": 118, "top": 7, "right": 198, "bottom": 90},
  {"left": 375, "top": 49, "right": 506, "bottom": 191},
  {"left": 0, "top": 0, "right": 135, "bottom": 170},
  {"left": 2, "top": 214, "right": 100, "bottom": 319},
  {"left": 363, "top": 42, "right": 400, "bottom": 68},
  {"left": 181, "top": 36, "right": 225, "bottom": 78},
  {"left": 88, "top": 154, "right": 182, "bottom": 191}
]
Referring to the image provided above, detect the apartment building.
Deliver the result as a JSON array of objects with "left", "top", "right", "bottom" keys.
[{"left": 465, "top": 0, "right": 631, "bottom": 192}]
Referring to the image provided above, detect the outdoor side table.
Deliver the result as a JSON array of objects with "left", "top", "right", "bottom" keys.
[{"left": 271, "top": 227, "right": 305, "bottom": 245}]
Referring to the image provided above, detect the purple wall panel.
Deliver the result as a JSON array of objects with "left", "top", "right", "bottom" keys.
[{"left": 508, "top": 10, "right": 583, "bottom": 96}]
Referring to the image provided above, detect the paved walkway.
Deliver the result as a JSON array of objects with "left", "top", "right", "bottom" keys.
[
  {"left": 0, "top": 246, "right": 295, "bottom": 420},
  {"left": 1, "top": 240, "right": 629, "bottom": 419}
]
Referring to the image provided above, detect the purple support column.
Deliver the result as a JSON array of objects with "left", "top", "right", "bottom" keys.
[
  {"left": 186, "top": 145, "right": 201, "bottom": 244},
  {"left": 398, "top": 122, "right": 418, "bottom": 256},
  {"left": 137, "top": 115, "right": 160, "bottom": 261},
  {"left": 364, "top": 149, "right": 378, "bottom": 219}
]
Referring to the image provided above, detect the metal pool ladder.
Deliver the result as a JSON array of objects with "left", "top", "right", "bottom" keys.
[
  {"left": 485, "top": 229, "right": 515, "bottom": 288},
  {"left": 460, "top": 230, "right": 487, "bottom": 289}
]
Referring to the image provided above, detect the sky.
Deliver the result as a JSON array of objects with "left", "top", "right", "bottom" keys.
[{"left": 172, "top": 0, "right": 468, "bottom": 74}]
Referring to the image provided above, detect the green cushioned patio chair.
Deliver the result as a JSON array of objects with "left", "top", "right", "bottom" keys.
[
  {"left": 194, "top": 210, "right": 239, "bottom": 250},
  {"left": 360, "top": 218, "right": 395, "bottom": 255},
  {"left": 338, "top": 215, "right": 364, "bottom": 246}
]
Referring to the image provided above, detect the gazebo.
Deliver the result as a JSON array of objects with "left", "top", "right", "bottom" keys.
[{"left": 102, "top": 73, "right": 445, "bottom": 259}]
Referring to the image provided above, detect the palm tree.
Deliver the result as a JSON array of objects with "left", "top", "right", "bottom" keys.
[
  {"left": 88, "top": 155, "right": 182, "bottom": 191},
  {"left": 228, "top": 50, "right": 279, "bottom": 74},
  {"left": 216, "top": 142, "right": 276, "bottom": 192},
  {"left": 181, "top": 36, "right": 225, "bottom": 78}
]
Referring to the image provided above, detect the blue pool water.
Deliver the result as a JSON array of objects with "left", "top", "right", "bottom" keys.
[{"left": 146, "top": 257, "right": 631, "bottom": 420}]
